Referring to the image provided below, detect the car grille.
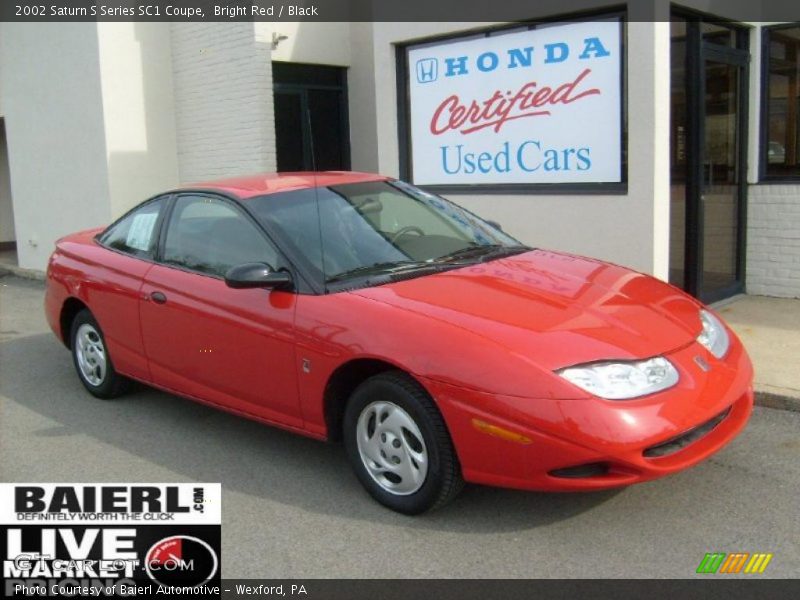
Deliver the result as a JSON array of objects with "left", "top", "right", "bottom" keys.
[
  {"left": 643, "top": 407, "right": 732, "bottom": 458},
  {"left": 549, "top": 462, "right": 610, "bottom": 479}
]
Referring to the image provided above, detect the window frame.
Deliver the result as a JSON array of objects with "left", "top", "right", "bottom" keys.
[
  {"left": 395, "top": 7, "right": 628, "bottom": 195},
  {"left": 760, "top": 22, "right": 800, "bottom": 182},
  {"left": 96, "top": 194, "right": 172, "bottom": 261}
]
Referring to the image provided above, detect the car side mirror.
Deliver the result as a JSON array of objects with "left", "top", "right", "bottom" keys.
[
  {"left": 224, "top": 262, "right": 293, "bottom": 291},
  {"left": 486, "top": 220, "right": 503, "bottom": 232}
]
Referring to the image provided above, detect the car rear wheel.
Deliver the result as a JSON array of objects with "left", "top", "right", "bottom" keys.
[
  {"left": 343, "top": 371, "right": 463, "bottom": 514},
  {"left": 70, "top": 309, "right": 129, "bottom": 399}
]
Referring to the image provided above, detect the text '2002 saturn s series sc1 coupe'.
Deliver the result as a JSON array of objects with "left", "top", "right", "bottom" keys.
[{"left": 45, "top": 171, "right": 753, "bottom": 514}]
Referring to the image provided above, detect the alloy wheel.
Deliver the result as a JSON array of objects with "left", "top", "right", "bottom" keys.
[
  {"left": 355, "top": 401, "right": 429, "bottom": 495},
  {"left": 75, "top": 323, "right": 107, "bottom": 387}
]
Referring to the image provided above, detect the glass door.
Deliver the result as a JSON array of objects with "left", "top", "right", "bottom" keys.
[
  {"left": 669, "top": 18, "right": 749, "bottom": 303},
  {"left": 700, "top": 55, "right": 746, "bottom": 301}
]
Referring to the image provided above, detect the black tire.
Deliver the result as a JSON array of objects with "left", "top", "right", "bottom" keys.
[
  {"left": 70, "top": 309, "right": 130, "bottom": 399},
  {"left": 343, "top": 371, "right": 463, "bottom": 514}
]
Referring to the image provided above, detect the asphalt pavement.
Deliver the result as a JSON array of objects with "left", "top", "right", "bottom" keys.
[{"left": 1, "top": 275, "right": 798, "bottom": 578}]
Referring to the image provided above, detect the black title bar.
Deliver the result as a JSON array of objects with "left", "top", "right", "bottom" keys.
[
  {"left": 1, "top": 0, "right": 799, "bottom": 23},
  {"left": 5, "top": 578, "right": 800, "bottom": 599}
]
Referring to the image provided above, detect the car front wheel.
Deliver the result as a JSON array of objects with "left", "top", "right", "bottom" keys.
[
  {"left": 343, "top": 371, "right": 463, "bottom": 514},
  {"left": 70, "top": 309, "right": 129, "bottom": 399}
]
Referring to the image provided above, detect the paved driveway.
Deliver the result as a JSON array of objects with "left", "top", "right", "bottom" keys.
[{"left": 1, "top": 276, "right": 798, "bottom": 578}]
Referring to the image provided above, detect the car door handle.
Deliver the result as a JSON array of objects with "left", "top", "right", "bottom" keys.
[{"left": 150, "top": 291, "right": 167, "bottom": 304}]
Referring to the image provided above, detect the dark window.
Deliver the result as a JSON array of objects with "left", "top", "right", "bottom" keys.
[
  {"left": 762, "top": 24, "right": 800, "bottom": 179},
  {"left": 99, "top": 197, "right": 165, "bottom": 258},
  {"left": 274, "top": 91, "right": 306, "bottom": 171},
  {"left": 161, "top": 195, "right": 279, "bottom": 278},
  {"left": 273, "top": 62, "right": 350, "bottom": 172}
]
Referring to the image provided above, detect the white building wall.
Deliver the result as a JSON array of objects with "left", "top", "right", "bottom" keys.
[
  {"left": 97, "top": 23, "right": 180, "bottom": 216},
  {"left": 266, "top": 22, "right": 351, "bottom": 66},
  {"left": 0, "top": 27, "right": 9, "bottom": 245},
  {"left": 0, "top": 23, "right": 112, "bottom": 271},
  {"left": 170, "top": 22, "right": 276, "bottom": 183},
  {"left": 747, "top": 184, "right": 800, "bottom": 298},
  {"left": 0, "top": 122, "right": 14, "bottom": 243},
  {"left": 346, "top": 23, "right": 380, "bottom": 173},
  {"left": 0, "top": 41, "right": 4, "bottom": 118}
]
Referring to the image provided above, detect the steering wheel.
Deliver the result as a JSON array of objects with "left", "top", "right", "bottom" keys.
[{"left": 391, "top": 226, "right": 424, "bottom": 245}]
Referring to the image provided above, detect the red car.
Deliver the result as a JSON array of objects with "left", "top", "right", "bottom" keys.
[{"left": 45, "top": 172, "right": 753, "bottom": 514}]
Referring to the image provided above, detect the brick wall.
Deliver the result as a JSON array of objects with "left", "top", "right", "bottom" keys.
[
  {"left": 747, "top": 184, "right": 800, "bottom": 298},
  {"left": 170, "top": 22, "right": 276, "bottom": 183}
]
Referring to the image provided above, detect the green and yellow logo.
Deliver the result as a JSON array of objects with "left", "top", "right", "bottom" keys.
[{"left": 696, "top": 552, "right": 773, "bottom": 574}]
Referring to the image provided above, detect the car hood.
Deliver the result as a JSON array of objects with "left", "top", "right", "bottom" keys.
[{"left": 351, "top": 249, "right": 703, "bottom": 371}]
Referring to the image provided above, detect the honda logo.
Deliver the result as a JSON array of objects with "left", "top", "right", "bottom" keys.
[{"left": 415, "top": 58, "right": 438, "bottom": 83}]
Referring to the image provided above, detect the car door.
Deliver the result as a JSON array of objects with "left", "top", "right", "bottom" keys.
[
  {"left": 139, "top": 193, "right": 301, "bottom": 427},
  {"left": 92, "top": 195, "right": 169, "bottom": 382}
]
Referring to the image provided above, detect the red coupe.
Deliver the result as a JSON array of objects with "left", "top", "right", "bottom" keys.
[{"left": 45, "top": 172, "right": 753, "bottom": 513}]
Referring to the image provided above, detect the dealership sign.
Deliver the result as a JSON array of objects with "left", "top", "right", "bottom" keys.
[{"left": 407, "top": 20, "right": 622, "bottom": 185}]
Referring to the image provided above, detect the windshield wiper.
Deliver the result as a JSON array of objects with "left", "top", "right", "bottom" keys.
[
  {"left": 326, "top": 245, "right": 532, "bottom": 284},
  {"left": 435, "top": 244, "right": 530, "bottom": 264},
  {"left": 326, "top": 260, "right": 435, "bottom": 283}
]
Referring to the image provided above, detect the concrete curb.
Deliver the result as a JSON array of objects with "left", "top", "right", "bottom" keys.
[
  {"left": 0, "top": 263, "right": 45, "bottom": 281},
  {"left": 754, "top": 389, "right": 800, "bottom": 413},
  {"left": 2, "top": 268, "right": 800, "bottom": 412}
]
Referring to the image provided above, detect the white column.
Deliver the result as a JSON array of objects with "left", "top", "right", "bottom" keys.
[
  {"left": 627, "top": 3, "right": 672, "bottom": 280},
  {"left": 97, "top": 23, "right": 180, "bottom": 217}
]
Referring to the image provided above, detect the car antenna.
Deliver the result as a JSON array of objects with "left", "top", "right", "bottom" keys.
[{"left": 305, "top": 103, "right": 328, "bottom": 292}]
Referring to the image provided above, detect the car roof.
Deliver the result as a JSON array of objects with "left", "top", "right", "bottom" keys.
[{"left": 182, "top": 171, "right": 390, "bottom": 199}]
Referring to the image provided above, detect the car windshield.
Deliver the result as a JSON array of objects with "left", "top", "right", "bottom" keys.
[{"left": 247, "top": 179, "right": 528, "bottom": 288}]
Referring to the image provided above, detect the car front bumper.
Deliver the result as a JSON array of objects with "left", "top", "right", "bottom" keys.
[{"left": 422, "top": 334, "right": 754, "bottom": 492}]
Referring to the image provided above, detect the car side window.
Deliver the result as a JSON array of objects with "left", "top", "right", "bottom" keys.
[
  {"left": 99, "top": 197, "right": 166, "bottom": 258},
  {"left": 161, "top": 195, "right": 280, "bottom": 278}
]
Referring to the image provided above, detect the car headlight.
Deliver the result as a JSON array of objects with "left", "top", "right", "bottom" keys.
[
  {"left": 557, "top": 357, "right": 680, "bottom": 400},
  {"left": 696, "top": 309, "right": 730, "bottom": 358}
]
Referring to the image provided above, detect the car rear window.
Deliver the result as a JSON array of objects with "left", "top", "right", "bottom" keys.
[{"left": 99, "top": 197, "right": 166, "bottom": 258}]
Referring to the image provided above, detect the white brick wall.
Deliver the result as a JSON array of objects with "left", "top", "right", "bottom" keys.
[
  {"left": 170, "top": 22, "right": 276, "bottom": 183},
  {"left": 747, "top": 184, "right": 800, "bottom": 298}
]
